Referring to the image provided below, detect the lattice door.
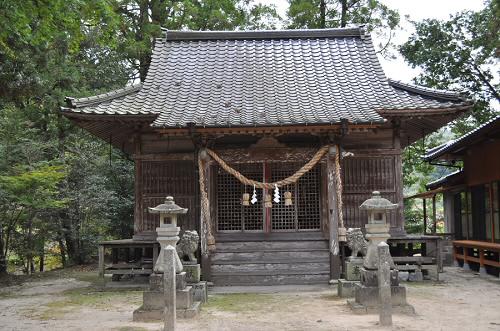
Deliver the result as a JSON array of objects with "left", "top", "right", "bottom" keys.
[
  {"left": 216, "top": 162, "right": 322, "bottom": 233},
  {"left": 270, "top": 163, "right": 321, "bottom": 231},
  {"left": 216, "top": 163, "right": 263, "bottom": 232}
]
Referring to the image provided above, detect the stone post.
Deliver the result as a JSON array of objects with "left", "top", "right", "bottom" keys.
[
  {"left": 163, "top": 245, "right": 176, "bottom": 331},
  {"left": 377, "top": 242, "right": 392, "bottom": 326}
]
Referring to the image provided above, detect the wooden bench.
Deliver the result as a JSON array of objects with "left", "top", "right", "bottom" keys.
[{"left": 98, "top": 239, "right": 159, "bottom": 280}]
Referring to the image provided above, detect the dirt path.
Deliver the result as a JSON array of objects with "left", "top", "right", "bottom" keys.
[{"left": 0, "top": 267, "right": 499, "bottom": 331}]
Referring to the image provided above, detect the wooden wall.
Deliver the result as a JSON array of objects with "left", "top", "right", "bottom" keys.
[
  {"left": 131, "top": 126, "right": 405, "bottom": 236},
  {"left": 135, "top": 159, "right": 199, "bottom": 234},
  {"left": 464, "top": 139, "right": 500, "bottom": 186},
  {"left": 341, "top": 153, "right": 399, "bottom": 229}
]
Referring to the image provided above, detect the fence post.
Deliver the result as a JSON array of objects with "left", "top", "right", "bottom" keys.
[
  {"left": 163, "top": 245, "right": 176, "bottom": 331},
  {"left": 378, "top": 242, "right": 392, "bottom": 327}
]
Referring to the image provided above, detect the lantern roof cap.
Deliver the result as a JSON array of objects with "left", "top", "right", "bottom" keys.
[
  {"left": 148, "top": 196, "right": 188, "bottom": 214},
  {"left": 359, "top": 191, "right": 398, "bottom": 210}
]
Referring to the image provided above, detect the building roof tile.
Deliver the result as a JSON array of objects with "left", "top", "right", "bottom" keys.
[{"left": 63, "top": 28, "right": 471, "bottom": 128}]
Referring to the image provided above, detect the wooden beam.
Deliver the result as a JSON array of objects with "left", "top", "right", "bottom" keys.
[
  {"left": 423, "top": 199, "right": 427, "bottom": 234},
  {"left": 327, "top": 147, "right": 341, "bottom": 280},
  {"left": 157, "top": 123, "right": 380, "bottom": 136},
  {"left": 432, "top": 195, "right": 437, "bottom": 234},
  {"left": 392, "top": 121, "right": 405, "bottom": 234}
]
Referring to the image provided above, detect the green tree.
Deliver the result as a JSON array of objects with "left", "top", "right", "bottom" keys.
[
  {"left": 115, "top": 0, "right": 279, "bottom": 81},
  {"left": 400, "top": 0, "right": 499, "bottom": 135},
  {"left": 287, "top": 0, "right": 400, "bottom": 53},
  {"left": 0, "top": 166, "right": 66, "bottom": 274}
]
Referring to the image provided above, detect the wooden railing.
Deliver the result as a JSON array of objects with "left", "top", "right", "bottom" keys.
[{"left": 453, "top": 240, "right": 500, "bottom": 272}]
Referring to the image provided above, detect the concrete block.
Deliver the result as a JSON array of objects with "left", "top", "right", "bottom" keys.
[
  {"left": 398, "top": 271, "right": 409, "bottom": 282},
  {"left": 337, "top": 279, "right": 358, "bottom": 298},
  {"left": 142, "top": 286, "right": 193, "bottom": 310},
  {"left": 149, "top": 272, "right": 186, "bottom": 291},
  {"left": 360, "top": 268, "right": 399, "bottom": 287},
  {"left": 354, "top": 284, "right": 407, "bottom": 308},
  {"left": 192, "top": 281, "right": 208, "bottom": 303},
  {"left": 345, "top": 259, "right": 363, "bottom": 281},
  {"left": 183, "top": 264, "right": 201, "bottom": 283},
  {"left": 408, "top": 270, "right": 423, "bottom": 282},
  {"left": 133, "top": 302, "right": 201, "bottom": 322},
  {"left": 176, "top": 286, "right": 193, "bottom": 309}
]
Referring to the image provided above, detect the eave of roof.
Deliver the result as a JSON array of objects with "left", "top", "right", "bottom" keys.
[
  {"left": 65, "top": 84, "right": 141, "bottom": 109},
  {"left": 424, "top": 115, "right": 500, "bottom": 161}
]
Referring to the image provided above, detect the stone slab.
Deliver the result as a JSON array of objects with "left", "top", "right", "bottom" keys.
[
  {"left": 338, "top": 279, "right": 359, "bottom": 298},
  {"left": 408, "top": 270, "right": 423, "bottom": 282},
  {"left": 192, "top": 281, "right": 208, "bottom": 303},
  {"left": 142, "top": 286, "right": 193, "bottom": 310},
  {"left": 149, "top": 272, "right": 186, "bottom": 291},
  {"left": 345, "top": 259, "right": 363, "bottom": 281},
  {"left": 354, "top": 284, "right": 407, "bottom": 308},
  {"left": 360, "top": 268, "right": 399, "bottom": 287},
  {"left": 183, "top": 264, "right": 201, "bottom": 283},
  {"left": 133, "top": 301, "right": 201, "bottom": 321},
  {"left": 348, "top": 299, "right": 415, "bottom": 315}
]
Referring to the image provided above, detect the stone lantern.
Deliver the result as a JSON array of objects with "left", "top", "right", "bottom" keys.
[
  {"left": 349, "top": 191, "right": 414, "bottom": 314},
  {"left": 359, "top": 191, "right": 397, "bottom": 270},
  {"left": 148, "top": 196, "right": 187, "bottom": 273}
]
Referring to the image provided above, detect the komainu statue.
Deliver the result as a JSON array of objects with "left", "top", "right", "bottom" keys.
[
  {"left": 177, "top": 230, "right": 200, "bottom": 262},
  {"left": 346, "top": 228, "right": 368, "bottom": 258}
]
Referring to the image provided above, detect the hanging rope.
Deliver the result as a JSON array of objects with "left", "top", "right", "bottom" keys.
[
  {"left": 206, "top": 145, "right": 330, "bottom": 189},
  {"left": 334, "top": 145, "right": 344, "bottom": 229},
  {"left": 198, "top": 153, "right": 216, "bottom": 253}
]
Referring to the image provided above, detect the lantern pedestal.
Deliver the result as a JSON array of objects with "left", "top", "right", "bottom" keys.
[
  {"left": 154, "top": 225, "right": 183, "bottom": 273},
  {"left": 133, "top": 272, "right": 201, "bottom": 321}
]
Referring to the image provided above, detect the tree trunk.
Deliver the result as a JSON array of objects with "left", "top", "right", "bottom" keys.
[
  {"left": 0, "top": 226, "right": 6, "bottom": 274},
  {"left": 340, "top": 0, "right": 348, "bottom": 27},
  {"left": 27, "top": 218, "right": 33, "bottom": 275},
  {"left": 319, "top": 0, "right": 326, "bottom": 28},
  {"left": 138, "top": 0, "right": 151, "bottom": 82},
  {"left": 57, "top": 229, "right": 67, "bottom": 267}
]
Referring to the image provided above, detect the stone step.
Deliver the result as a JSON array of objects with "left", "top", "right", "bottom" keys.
[
  {"left": 211, "top": 272, "right": 330, "bottom": 286},
  {"left": 211, "top": 249, "right": 329, "bottom": 262},
  {"left": 211, "top": 261, "right": 330, "bottom": 273}
]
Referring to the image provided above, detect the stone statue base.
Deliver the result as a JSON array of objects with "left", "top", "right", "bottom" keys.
[
  {"left": 183, "top": 262, "right": 201, "bottom": 283},
  {"left": 348, "top": 268, "right": 414, "bottom": 314},
  {"left": 338, "top": 279, "right": 358, "bottom": 298},
  {"left": 133, "top": 272, "right": 201, "bottom": 321},
  {"left": 345, "top": 257, "right": 364, "bottom": 281}
]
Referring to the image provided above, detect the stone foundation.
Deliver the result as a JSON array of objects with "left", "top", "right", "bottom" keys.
[
  {"left": 338, "top": 279, "right": 358, "bottom": 298},
  {"left": 132, "top": 272, "right": 201, "bottom": 321},
  {"left": 349, "top": 268, "right": 414, "bottom": 315}
]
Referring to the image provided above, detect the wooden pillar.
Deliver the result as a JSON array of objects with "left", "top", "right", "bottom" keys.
[
  {"left": 392, "top": 121, "right": 405, "bottom": 234},
  {"left": 134, "top": 135, "right": 143, "bottom": 234},
  {"left": 327, "top": 147, "right": 341, "bottom": 280},
  {"left": 423, "top": 198, "right": 427, "bottom": 234},
  {"left": 432, "top": 195, "right": 437, "bottom": 234},
  {"left": 98, "top": 245, "right": 105, "bottom": 278}
]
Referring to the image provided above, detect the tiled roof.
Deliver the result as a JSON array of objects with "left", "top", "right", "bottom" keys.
[
  {"left": 425, "top": 169, "right": 463, "bottom": 190},
  {"left": 424, "top": 115, "right": 500, "bottom": 161},
  {"left": 63, "top": 28, "right": 472, "bottom": 128}
]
